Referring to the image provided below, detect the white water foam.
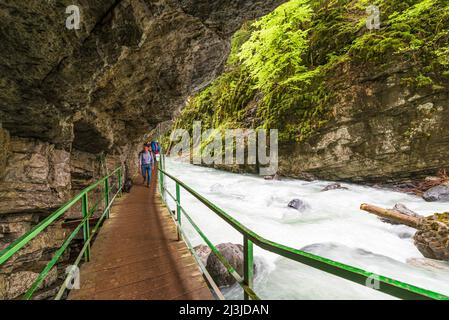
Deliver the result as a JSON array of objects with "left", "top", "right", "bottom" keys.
[{"left": 163, "top": 158, "right": 449, "bottom": 299}]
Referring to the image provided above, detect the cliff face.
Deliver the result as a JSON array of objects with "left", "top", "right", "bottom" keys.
[
  {"left": 0, "top": 0, "right": 285, "bottom": 299},
  {"left": 169, "top": 0, "right": 449, "bottom": 183},
  {"left": 0, "top": 0, "right": 284, "bottom": 150}
]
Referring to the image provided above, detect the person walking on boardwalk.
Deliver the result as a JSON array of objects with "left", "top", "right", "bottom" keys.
[{"left": 139, "top": 143, "right": 154, "bottom": 188}]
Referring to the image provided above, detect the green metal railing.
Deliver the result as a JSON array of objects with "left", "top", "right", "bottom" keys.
[
  {"left": 0, "top": 166, "right": 123, "bottom": 300},
  {"left": 157, "top": 154, "right": 449, "bottom": 300}
]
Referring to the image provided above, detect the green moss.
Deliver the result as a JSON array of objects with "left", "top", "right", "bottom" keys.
[
  {"left": 435, "top": 213, "right": 449, "bottom": 224},
  {"left": 416, "top": 74, "right": 434, "bottom": 87}
]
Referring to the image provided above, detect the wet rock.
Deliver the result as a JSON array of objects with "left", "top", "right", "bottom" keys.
[
  {"left": 361, "top": 204, "right": 449, "bottom": 262},
  {"left": 380, "top": 203, "right": 422, "bottom": 225},
  {"left": 393, "top": 204, "right": 421, "bottom": 217},
  {"left": 407, "top": 257, "right": 449, "bottom": 272},
  {"left": 414, "top": 213, "right": 449, "bottom": 261},
  {"left": 423, "top": 183, "right": 449, "bottom": 202},
  {"left": 397, "top": 231, "right": 414, "bottom": 239},
  {"left": 195, "top": 243, "right": 257, "bottom": 287},
  {"left": 0, "top": 128, "right": 10, "bottom": 178},
  {"left": 288, "top": 199, "right": 309, "bottom": 212},
  {"left": 264, "top": 174, "right": 281, "bottom": 181},
  {"left": 321, "top": 183, "right": 348, "bottom": 192},
  {"left": 195, "top": 244, "right": 212, "bottom": 267},
  {"left": 206, "top": 243, "right": 245, "bottom": 287}
]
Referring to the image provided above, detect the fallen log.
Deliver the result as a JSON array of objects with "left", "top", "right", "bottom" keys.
[{"left": 360, "top": 203, "right": 421, "bottom": 229}]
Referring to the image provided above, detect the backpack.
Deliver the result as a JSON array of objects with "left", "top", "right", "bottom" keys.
[
  {"left": 123, "top": 178, "right": 133, "bottom": 193},
  {"left": 151, "top": 141, "right": 160, "bottom": 154}
]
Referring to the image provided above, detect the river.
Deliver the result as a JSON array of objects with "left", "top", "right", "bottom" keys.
[{"left": 163, "top": 158, "right": 449, "bottom": 299}]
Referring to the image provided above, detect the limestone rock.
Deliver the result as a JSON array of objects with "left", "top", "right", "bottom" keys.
[
  {"left": 195, "top": 243, "right": 257, "bottom": 288},
  {"left": 0, "top": 137, "right": 71, "bottom": 215},
  {"left": 0, "top": 128, "right": 10, "bottom": 179},
  {"left": 195, "top": 244, "right": 212, "bottom": 268},
  {"left": 288, "top": 199, "right": 309, "bottom": 212},
  {"left": 0, "top": 0, "right": 285, "bottom": 150},
  {"left": 206, "top": 243, "right": 245, "bottom": 287},
  {"left": 321, "top": 183, "right": 348, "bottom": 192},
  {"left": 414, "top": 213, "right": 449, "bottom": 261},
  {"left": 380, "top": 203, "right": 422, "bottom": 225},
  {"left": 0, "top": 0, "right": 284, "bottom": 300}
]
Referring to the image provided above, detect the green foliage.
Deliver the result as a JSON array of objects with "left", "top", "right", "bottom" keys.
[
  {"left": 238, "top": 0, "right": 313, "bottom": 90},
  {"left": 170, "top": 0, "right": 449, "bottom": 146}
]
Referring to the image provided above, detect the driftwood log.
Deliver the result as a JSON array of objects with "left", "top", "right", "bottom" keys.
[{"left": 360, "top": 203, "right": 449, "bottom": 262}]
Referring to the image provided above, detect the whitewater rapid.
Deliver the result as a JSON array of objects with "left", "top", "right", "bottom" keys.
[{"left": 163, "top": 158, "right": 449, "bottom": 299}]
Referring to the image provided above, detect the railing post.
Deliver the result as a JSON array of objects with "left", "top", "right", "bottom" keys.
[
  {"left": 243, "top": 235, "right": 254, "bottom": 300},
  {"left": 176, "top": 182, "right": 181, "bottom": 241},
  {"left": 104, "top": 177, "right": 110, "bottom": 219},
  {"left": 81, "top": 193, "right": 91, "bottom": 262},
  {"left": 118, "top": 166, "right": 122, "bottom": 197}
]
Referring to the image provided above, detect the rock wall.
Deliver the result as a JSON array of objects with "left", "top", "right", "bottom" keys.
[
  {"left": 0, "top": 0, "right": 285, "bottom": 151},
  {"left": 279, "top": 66, "right": 449, "bottom": 183}
]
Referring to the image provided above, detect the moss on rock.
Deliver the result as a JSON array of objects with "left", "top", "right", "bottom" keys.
[{"left": 170, "top": 0, "right": 449, "bottom": 151}]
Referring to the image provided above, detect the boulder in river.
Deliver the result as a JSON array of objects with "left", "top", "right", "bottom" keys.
[
  {"left": 288, "top": 199, "right": 309, "bottom": 212},
  {"left": 195, "top": 243, "right": 257, "bottom": 287},
  {"left": 195, "top": 244, "right": 212, "bottom": 267},
  {"left": 321, "top": 183, "right": 348, "bottom": 192},
  {"left": 407, "top": 257, "right": 449, "bottom": 273},
  {"left": 264, "top": 174, "right": 281, "bottom": 181},
  {"left": 414, "top": 213, "right": 449, "bottom": 261},
  {"left": 423, "top": 183, "right": 449, "bottom": 202},
  {"left": 380, "top": 203, "right": 422, "bottom": 225}
]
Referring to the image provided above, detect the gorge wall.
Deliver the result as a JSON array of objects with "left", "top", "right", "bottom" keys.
[
  {"left": 0, "top": 0, "right": 285, "bottom": 299},
  {"left": 279, "top": 64, "right": 449, "bottom": 183},
  {"left": 170, "top": 0, "right": 449, "bottom": 184}
]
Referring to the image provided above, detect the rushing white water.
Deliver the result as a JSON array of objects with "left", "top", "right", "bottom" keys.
[{"left": 163, "top": 158, "right": 449, "bottom": 299}]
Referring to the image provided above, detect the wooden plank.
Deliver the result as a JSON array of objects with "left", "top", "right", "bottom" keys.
[{"left": 69, "top": 170, "right": 213, "bottom": 300}]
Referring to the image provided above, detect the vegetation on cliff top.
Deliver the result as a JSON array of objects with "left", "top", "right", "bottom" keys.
[{"left": 169, "top": 0, "right": 449, "bottom": 145}]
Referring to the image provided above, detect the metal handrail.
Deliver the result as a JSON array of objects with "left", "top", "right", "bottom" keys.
[
  {"left": 0, "top": 166, "right": 123, "bottom": 300},
  {"left": 157, "top": 158, "right": 449, "bottom": 300}
]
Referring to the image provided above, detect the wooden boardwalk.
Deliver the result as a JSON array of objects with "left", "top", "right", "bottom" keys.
[{"left": 69, "top": 170, "right": 213, "bottom": 300}]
